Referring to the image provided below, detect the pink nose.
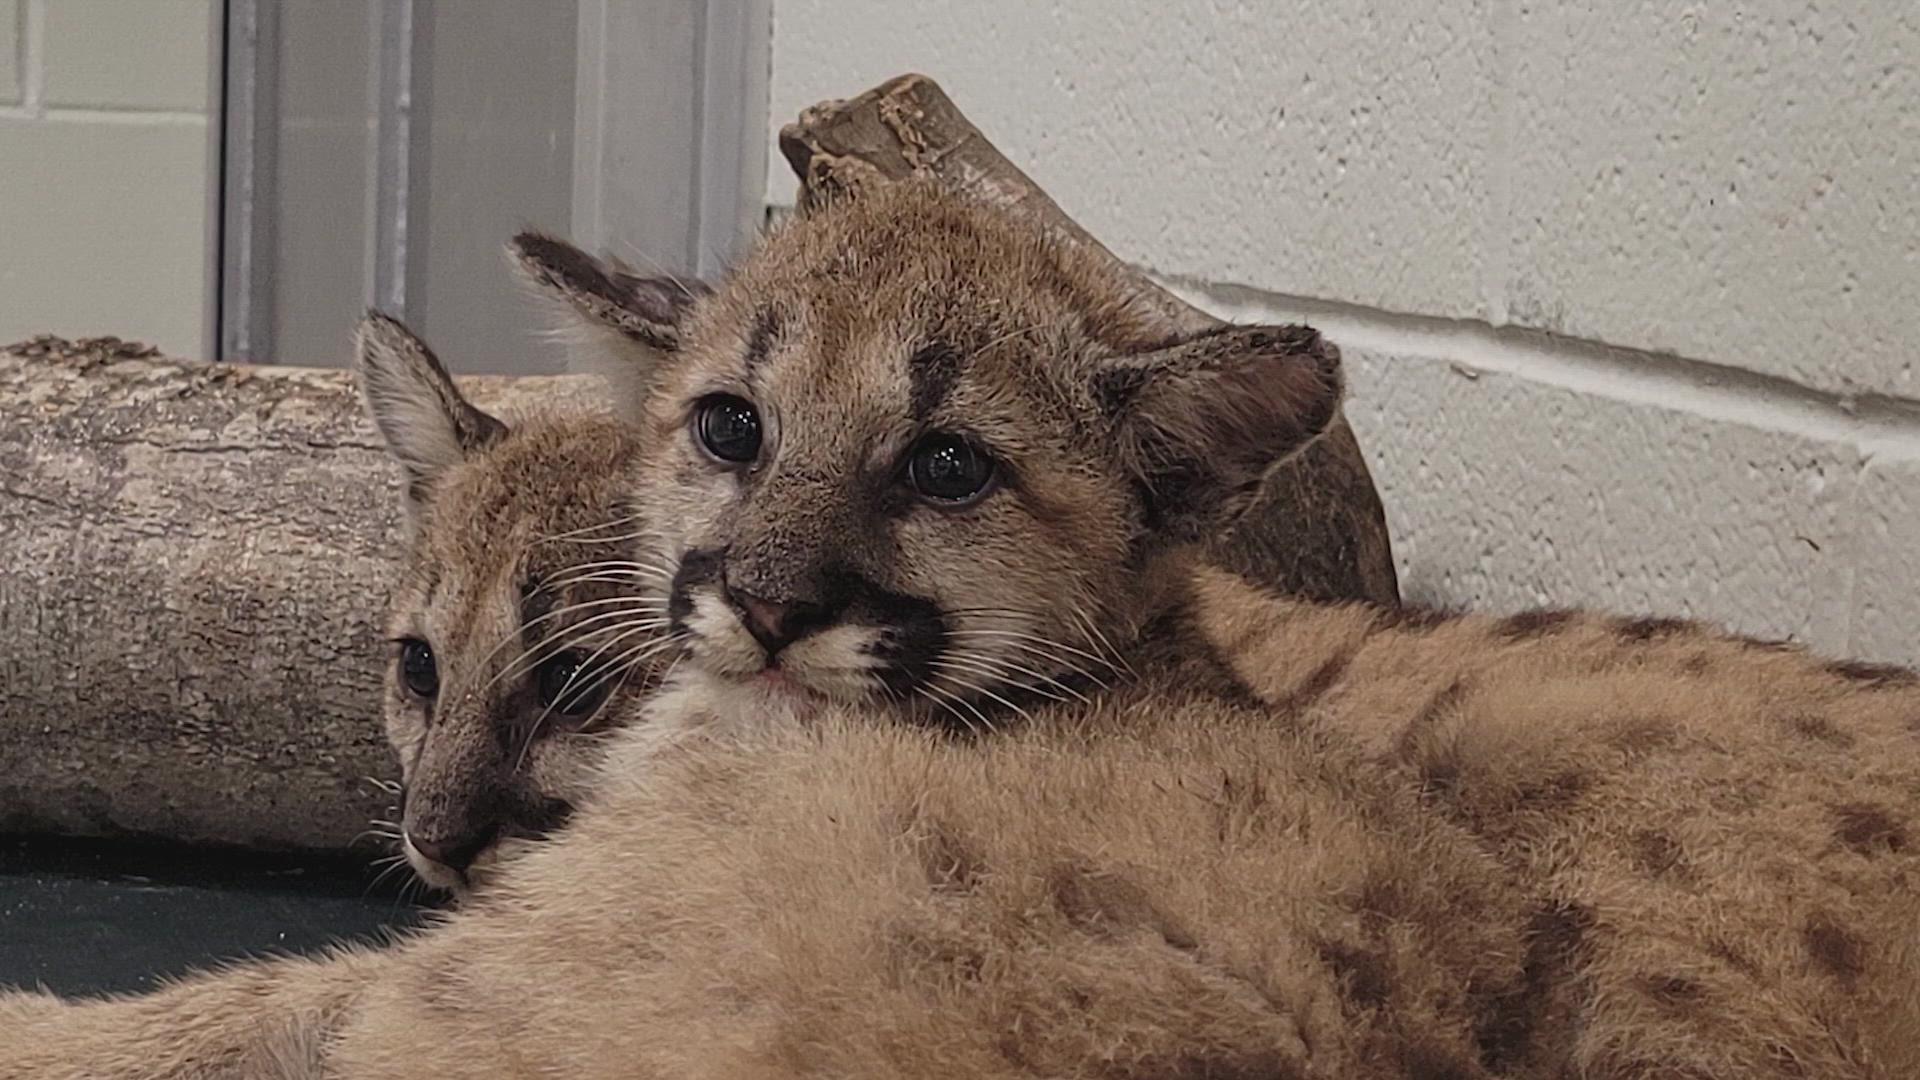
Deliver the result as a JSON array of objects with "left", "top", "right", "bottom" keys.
[
  {"left": 407, "top": 826, "right": 495, "bottom": 872},
  {"left": 731, "top": 589, "right": 797, "bottom": 654}
]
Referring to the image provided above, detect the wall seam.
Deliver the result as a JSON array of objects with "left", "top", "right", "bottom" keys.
[{"left": 1159, "top": 272, "right": 1920, "bottom": 462}]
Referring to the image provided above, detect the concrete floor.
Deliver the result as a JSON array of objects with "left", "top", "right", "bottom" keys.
[{"left": 0, "top": 835, "right": 428, "bottom": 998}]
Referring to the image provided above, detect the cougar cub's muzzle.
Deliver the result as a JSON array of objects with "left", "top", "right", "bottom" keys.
[
  {"left": 401, "top": 777, "right": 575, "bottom": 892},
  {"left": 667, "top": 545, "right": 947, "bottom": 701}
]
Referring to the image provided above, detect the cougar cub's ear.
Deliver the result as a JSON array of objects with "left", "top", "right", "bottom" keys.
[
  {"left": 1094, "top": 323, "right": 1343, "bottom": 537},
  {"left": 509, "top": 231, "right": 708, "bottom": 415},
  {"left": 353, "top": 312, "right": 508, "bottom": 520}
]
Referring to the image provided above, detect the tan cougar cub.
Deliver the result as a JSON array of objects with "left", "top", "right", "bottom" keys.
[
  {"left": 355, "top": 317, "right": 670, "bottom": 892},
  {"left": 4, "top": 181, "right": 1916, "bottom": 1078}
]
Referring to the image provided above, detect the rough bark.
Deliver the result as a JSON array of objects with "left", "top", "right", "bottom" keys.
[
  {"left": 780, "top": 74, "right": 1399, "bottom": 607},
  {"left": 0, "top": 336, "right": 603, "bottom": 852}
]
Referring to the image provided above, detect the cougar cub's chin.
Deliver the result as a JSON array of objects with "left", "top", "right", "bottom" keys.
[{"left": 353, "top": 317, "right": 672, "bottom": 894}]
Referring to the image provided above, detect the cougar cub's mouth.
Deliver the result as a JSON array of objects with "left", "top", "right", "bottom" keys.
[{"left": 665, "top": 544, "right": 949, "bottom": 706}]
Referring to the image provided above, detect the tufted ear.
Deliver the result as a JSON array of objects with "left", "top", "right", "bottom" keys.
[
  {"left": 353, "top": 313, "right": 508, "bottom": 523},
  {"left": 1093, "top": 323, "right": 1344, "bottom": 540},
  {"left": 508, "top": 231, "right": 709, "bottom": 419}
]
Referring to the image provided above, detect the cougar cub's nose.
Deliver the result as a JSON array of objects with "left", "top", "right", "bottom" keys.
[
  {"left": 727, "top": 587, "right": 826, "bottom": 656},
  {"left": 408, "top": 825, "right": 497, "bottom": 874}
]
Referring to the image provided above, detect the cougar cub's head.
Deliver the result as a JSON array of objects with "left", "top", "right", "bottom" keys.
[
  {"left": 517, "top": 181, "right": 1344, "bottom": 725},
  {"left": 354, "top": 316, "right": 668, "bottom": 893}
]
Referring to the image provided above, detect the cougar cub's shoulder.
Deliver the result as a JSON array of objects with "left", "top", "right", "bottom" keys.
[{"left": 354, "top": 317, "right": 670, "bottom": 893}]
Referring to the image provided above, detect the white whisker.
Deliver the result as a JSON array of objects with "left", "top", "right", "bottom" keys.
[{"left": 926, "top": 666, "right": 1031, "bottom": 729}]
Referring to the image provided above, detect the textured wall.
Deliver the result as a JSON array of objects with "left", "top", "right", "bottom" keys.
[
  {"left": 769, "top": 1, "right": 1920, "bottom": 663},
  {"left": 0, "top": 0, "right": 214, "bottom": 357}
]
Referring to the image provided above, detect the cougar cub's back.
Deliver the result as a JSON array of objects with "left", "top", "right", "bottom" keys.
[{"left": 356, "top": 318, "right": 669, "bottom": 892}]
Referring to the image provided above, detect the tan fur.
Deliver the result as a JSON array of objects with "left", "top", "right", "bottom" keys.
[
  {"left": 5, "top": 182, "right": 1916, "bottom": 1077},
  {"left": 7, "top": 568, "right": 1919, "bottom": 1077},
  {"left": 377, "top": 407, "right": 669, "bottom": 891},
  {"left": 354, "top": 318, "right": 670, "bottom": 890}
]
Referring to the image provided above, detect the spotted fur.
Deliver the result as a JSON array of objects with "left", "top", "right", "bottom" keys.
[{"left": 5, "top": 182, "right": 1916, "bottom": 1079}]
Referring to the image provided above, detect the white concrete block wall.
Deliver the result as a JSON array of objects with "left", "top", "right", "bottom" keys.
[
  {"left": 0, "top": 0, "right": 213, "bottom": 357},
  {"left": 770, "top": 0, "right": 1920, "bottom": 661}
]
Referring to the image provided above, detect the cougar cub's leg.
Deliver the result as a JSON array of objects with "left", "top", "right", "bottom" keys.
[{"left": 0, "top": 947, "right": 392, "bottom": 1080}]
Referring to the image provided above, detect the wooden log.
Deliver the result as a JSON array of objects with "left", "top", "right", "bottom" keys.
[
  {"left": 0, "top": 335, "right": 603, "bottom": 852},
  {"left": 779, "top": 75, "right": 1398, "bottom": 606}
]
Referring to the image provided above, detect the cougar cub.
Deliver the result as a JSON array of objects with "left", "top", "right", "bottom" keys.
[
  {"left": 4, "top": 181, "right": 1915, "bottom": 1079},
  {"left": 355, "top": 319, "right": 669, "bottom": 892}
]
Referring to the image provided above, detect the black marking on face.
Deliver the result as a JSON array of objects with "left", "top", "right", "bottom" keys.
[
  {"left": 864, "top": 586, "right": 949, "bottom": 697},
  {"left": 1093, "top": 364, "right": 1153, "bottom": 418},
  {"left": 518, "top": 580, "right": 555, "bottom": 648},
  {"left": 745, "top": 308, "right": 781, "bottom": 368},
  {"left": 908, "top": 341, "right": 964, "bottom": 422},
  {"left": 668, "top": 547, "right": 727, "bottom": 637}
]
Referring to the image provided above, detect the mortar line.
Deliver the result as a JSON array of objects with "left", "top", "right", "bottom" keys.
[
  {"left": 20, "top": 0, "right": 44, "bottom": 115},
  {"left": 1159, "top": 272, "right": 1920, "bottom": 463}
]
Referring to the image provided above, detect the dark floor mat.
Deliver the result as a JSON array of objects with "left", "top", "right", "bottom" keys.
[{"left": 0, "top": 835, "right": 432, "bottom": 998}]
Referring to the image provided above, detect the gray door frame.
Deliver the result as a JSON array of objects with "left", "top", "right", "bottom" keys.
[{"left": 215, "top": 0, "right": 769, "bottom": 370}]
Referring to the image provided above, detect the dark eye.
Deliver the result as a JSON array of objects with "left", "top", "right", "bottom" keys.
[
  {"left": 536, "top": 651, "right": 611, "bottom": 718},
  {"left": 398, "top": 639, "right": 438, "bottom": 698},
  {"left": 694, "top": 394, "right": 762, "bottom": 464},
  {"left": 907, "top": 434, "right": 997, "bottom": 504}
]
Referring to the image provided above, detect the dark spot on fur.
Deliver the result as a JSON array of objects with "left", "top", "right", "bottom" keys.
[
  {"left": 1785, "top": 712, "right": 1855, "bottom": 749},
  {"left": 1144, "top": 604, "right": 1279, "bottom": 715},
  {"left": 1093, "top": 364, "right": 1154, "bottom": 417},
  {"left": 1609, "top": 713, "right": 1678, "bottom": 754},
  {"left": 1418, "top": 678, "right": 1471, "bottom": 726},
  {"left": 1614, "top": 615, "right": 1694, "bottom": 642},
  {"left": 1825, "top": 658, "right": 1920, "bottom": 688},
  {"left": 1644, "top": 974, "right": 1705, "bottom": 1009},
  {"left": 1705, "top": 936, "right": 1759, "bottom": 976},
  {"left": 1833, "top": 803, "right": 1908, "bottom": 855},
  {"left": 1629, "top": 830, "right": 1691, "bottom": 880},
  {"left": 1803, "top": 912, "right": 1864, "bottom": 987},
  {"left": 1518, "top": 769, "right": 1592, "bottom": 811},
  {"left": 916, "top": 823, "right": 984, "bottom": 894},
  {"left": 907, "top": 341, "right": 964, "bottom": 420},
  {"left": 743, "top": 308, "right": 781, "bottom": 367},
  {"left": 1318, "top": 938, "right": 1392, "bottom": 1009},
  {"left": 1495, "top": 608, "right": 1578, "bottom": 639},
  {"left": 1376, "top": 606, "right": 1458, "bottom": 633},
  {"left": 1680, "top": 653, "right": 1712, "bottom": 675},
  {"left": 1271, "top": 648, "right": 1354, "bottom": 719},
  {"left": 1394, "top": 678, "right": 1469, "bottom": 775},
  {"left": 1048, "top": 865, "right": 1196, "bottom": 952},
  {"left": 1474, "top": 901, "right": 1593, "bottom": 1071}
]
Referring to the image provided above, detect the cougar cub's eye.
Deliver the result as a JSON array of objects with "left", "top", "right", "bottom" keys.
[
  {"left": 536, "top": 651, "right": 609, "bottom": 718},
  {"left": 907, "top": 434, "right": 997, "bottom": 505},
  {"left": 398, "top": 639, "right": 438, "bottom": 698},
  {"left": 694, "top": 394, "right": 762, "bottom": 464}
]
